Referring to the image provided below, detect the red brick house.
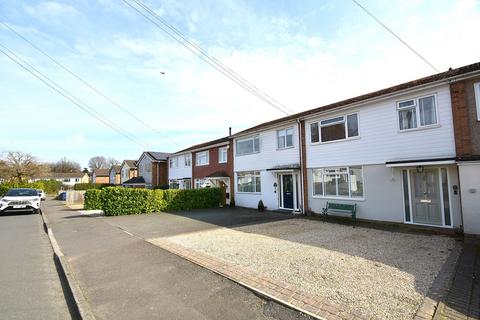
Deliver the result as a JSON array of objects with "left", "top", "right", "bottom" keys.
[{"left": 179, "top": 136, "right": 234, "bottom": 205}]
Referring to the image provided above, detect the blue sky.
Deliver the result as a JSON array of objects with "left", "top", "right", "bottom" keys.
[{"left": 0, "top": 0, "right": 479, "bottom": 168}]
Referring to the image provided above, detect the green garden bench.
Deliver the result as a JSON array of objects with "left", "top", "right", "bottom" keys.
[{"left": 321, "top": 202, "right": 357, "bottom": 224}]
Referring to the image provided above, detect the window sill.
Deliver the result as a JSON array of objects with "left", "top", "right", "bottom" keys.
[
  {"left": 236, "top": 192, "right": 262, "bottom": 195},
  {"left": 398, "top": 124, "right": 440, "bottom": 133},
  {"left": 310, "top": 136, "right": 360, "bottom": 146},
  {"left": 235, "top": 152, "right": 260, "bottom": 157},
  {"left": 218, "top": 161, "right": 228, "bottom": 164},
  {"left": 311, "top": 195, "right": 365, "bottom": 201},
  {"left": 195, "top": 163, "right": 209, "bottom": 167},
  {"left": 276, "top": 146, "right": 295, "bottom": 151}
]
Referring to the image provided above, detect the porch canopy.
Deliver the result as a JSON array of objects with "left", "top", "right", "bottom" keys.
[
  {"left": 385, "top": 157, "right": 456, "bottom": 168},
  {"left": 266, "top": 163, "right": 301, "bottom": 172},
  {"left": 206, "top": 171, "right": 230, "bottom": 178}
]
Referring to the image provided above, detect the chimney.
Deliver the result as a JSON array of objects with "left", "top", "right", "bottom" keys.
[{"left": 229, "top": 127, "right": 232, "bottom": 136}]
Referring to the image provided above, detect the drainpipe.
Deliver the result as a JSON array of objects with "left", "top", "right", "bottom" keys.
[{"left": 297, "top": 118, "right": 306, "bottom": 215}]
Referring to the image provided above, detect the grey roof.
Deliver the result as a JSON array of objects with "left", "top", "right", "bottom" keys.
[
  {"left": 123, "top": 160, "right": 137, "bottom": 167},
  {"left": 94, "top": 169, "right": 110, "bottom": 176},
  {"left": 122, "top": 176, "right": 146, "bottom": 185},
  {"left": 110, "top": 165, "right": 121, "bottom": 174},
  {"left": 145, "top": 151, "right": 170, "bottom": 161}
]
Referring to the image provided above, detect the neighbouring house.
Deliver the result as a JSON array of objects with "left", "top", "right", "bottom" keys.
[
  {"left": 109, "top": 165, "right": 121, "bottom": 185},
  {"left": 92, "top": 169, "right": 110, "bottom": 184},
  {"left": 450, "top": 70, "right": 480, "bottom": 235},
  {"left": 228, "top": 61, "right": 480, "bottom": 233},
  {"left": 120, "top": 160, "right": 138, "bottom": 185},
  {"left": 32, "top": 172, "right": 89, "bottom": 187},
  {"left": 134, "top": 151, "right": 170, "bottom": 189},
  {"left": 233, "top": 122, "right": 302, "bottom": 212},
  {"left": 167, "top": 151, "right": 192, "bottom": 190},
  {"left": 190, "top": 136, "right": 233, "bottom": 205}
]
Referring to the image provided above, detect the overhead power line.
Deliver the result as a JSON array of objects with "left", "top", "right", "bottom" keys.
[
  {"left": 0, "top": 43, "right": 149, "bottom": 149},
  {"left": 122, "top": 0, "right": 294, "bottom": 116},
  {"left": 0, "top": 21, "right": 181, "bottom": 147},
  {"left": 350, "top": 0, "right": 439, "bottom": 73}
]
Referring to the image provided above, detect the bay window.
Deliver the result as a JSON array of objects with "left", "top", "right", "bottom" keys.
[
  {"left": 310, "top": 113, "right": 359, "bottom": 143},
  {"left": 236, "top": 136, "right": 260, "bottom": 155},
  {"left": 237, "top": 171, "right": 261, "bottom": 193},
  {"left": 398, "top": 95, "right": 438, "bottom": 130},
  {"left": 312, "top": 166, "right": 364, "bottom": 198}
]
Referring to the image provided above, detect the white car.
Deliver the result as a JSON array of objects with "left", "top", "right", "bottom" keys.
[
  {"left": 37, "top": 189, "right": 46, "bottom": 201},
  {"left": 0, "top": 188, "right": 41, "bottom": 215}
]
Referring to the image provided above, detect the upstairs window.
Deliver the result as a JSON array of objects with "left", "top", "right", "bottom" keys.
[
  {"left": 169, "top": 157, "right": 178, "bottom": 169},
  {"left": 310, "top": 113, "right": 359, "bottom": 143},
  {"left": 236, "top": 136, "right": 260, "bottom": 156},
  {"left": 184, "top": 154, "right": 191, "bottom": 167},
  {"left": 196, "top": 151, "right": 209, "bottom": 166},
  {"left": 398, "top": 95, "right": 438, "bottom": 131},
  {"left": 218, "top": 147, "right": 228, "bottom": 163},
  {"left": 277, "top": 128, "right": 294, "bottom": 149},
  {"left": 475, "top": 82, "right": 480, "bottom": 121}
]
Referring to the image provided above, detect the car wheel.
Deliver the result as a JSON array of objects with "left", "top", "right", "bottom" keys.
[{"left": 32, "top": 209, "right": 39, "bottom": 214}]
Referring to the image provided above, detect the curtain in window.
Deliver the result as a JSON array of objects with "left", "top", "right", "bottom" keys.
[{"left": 419, "top": 96, "right": 436, "bottom": 126}]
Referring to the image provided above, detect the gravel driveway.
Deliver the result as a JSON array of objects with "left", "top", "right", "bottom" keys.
[{"left": 152, "top": 218, "right": 456, "bottom": 320}]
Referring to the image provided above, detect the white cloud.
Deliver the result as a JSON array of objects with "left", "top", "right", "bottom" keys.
[{"left": 23, "top": 1, "right": 80, "bottom": 22}]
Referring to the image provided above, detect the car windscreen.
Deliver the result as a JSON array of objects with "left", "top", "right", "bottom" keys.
[{"left": 5, "top": 189, "right": 38, "bottom": 197}]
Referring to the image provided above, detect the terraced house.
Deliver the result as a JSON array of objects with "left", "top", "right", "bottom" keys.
[{"left": 224, "top": 62, "right": 480, "bottom": 234}]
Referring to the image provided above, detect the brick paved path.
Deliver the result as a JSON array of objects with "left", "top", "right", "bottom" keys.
[{"left": 435, "top": 240, "right": 480, "bottom": 320}]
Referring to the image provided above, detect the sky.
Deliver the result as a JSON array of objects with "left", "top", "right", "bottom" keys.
[{"left": 0, "top": 0, "right": 479, "bottom": 168}]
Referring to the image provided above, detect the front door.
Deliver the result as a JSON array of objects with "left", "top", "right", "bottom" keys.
[
  {"left": 282, "top": 174, "right": 294, "bottom": 209},
  {"left": 410, "top": 169, "right": 442, "bottom": 226}
]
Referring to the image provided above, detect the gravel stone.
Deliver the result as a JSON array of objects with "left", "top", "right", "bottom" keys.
[{"left": 152, "top": 219, "right": 455, "bottom": 320}]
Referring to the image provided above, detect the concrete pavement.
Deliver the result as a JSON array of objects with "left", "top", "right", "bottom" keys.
[
  {"left": 43, "top": 200, "right": 311, "bottom": 320},
  {"left": 0, "top": 211, "right": 72, "bottom": 320}
]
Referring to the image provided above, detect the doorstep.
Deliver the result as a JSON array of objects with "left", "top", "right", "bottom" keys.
[{"left": 150, "top": 238, "right": 372, "bottom": 320}]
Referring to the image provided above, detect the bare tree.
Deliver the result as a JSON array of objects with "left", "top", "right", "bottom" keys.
[
  {"left": 51, "top": 157, "right": 81, "bottom": 173},
  {"left": 88, "top": 156, "right": 107, "bottom": 172},
  {"left": 106, "top": 157, "right": 120, "bottom": 167},
  {"left": 1, "top": 151, "right": 46, "bottom": 182}
]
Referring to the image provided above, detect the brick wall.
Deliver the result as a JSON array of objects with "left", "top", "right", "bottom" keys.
[
  {"left": 159, "top": 162, "right": 168, "bottom": 186},
  {"left": 450, "top": 81, "right": 473, "bottom": 156},
  {"left": 462, "top": 76, "right": 480, "bottom": 155},
  {"left": 192, "top": 143, "right": 232, "bottom": 182},
  {"left": 95, "top": 176, "right": 110, "bottom": 184}
]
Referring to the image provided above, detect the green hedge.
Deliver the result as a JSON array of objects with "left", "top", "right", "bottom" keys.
[
  {"left": 74, "top": 183, "right": 112, "bottom": 191},
  {"left": 0, "top": 180, "right": 62, "bottom": 196},
  {"left": 84, "top": 189, "right": 103, "bottom": 210},
  {"left": 91, "top": 187, "right": 223, "bottom": 216}
]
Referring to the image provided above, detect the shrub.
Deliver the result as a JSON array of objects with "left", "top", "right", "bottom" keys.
[
  {"left": 84, "top": 189, "right": 102, "bottom": 210},
  {"left": 74, "top": 183, "right": 112, "bottom": 191},
  {"left": 101, "top": 187, "right": 152, "bottom": 216},
  {"left": 96, "top": 187, "right": 223, "bottom": 216},
  {"left": 0, "top": 179, "right": 62, "bottom": 196}
]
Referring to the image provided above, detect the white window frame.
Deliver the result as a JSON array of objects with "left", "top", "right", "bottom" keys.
[
  {"left": 474, "top": 82, "right": 480, "bottom": 121},
  {"left": 312, "top": 166, "right": 365, "bottom": 200},
  {"left": 397, "top": 94, "right": 439, "bottom": 132},
  {"left": 169, "top": 157, "right": 178, "bottom": 169},
  {"left": 277, "top": 127, "right": 294, "bottom": 149},
  {"left": 235, "top": 135, "right": 260, "bottom": 156},
  {"left": 196, "top": 151, "right": 209, "bottom": 166},
  {"left": 218, "top": 147, "right": 228, "bottom": 163},
  {"left": 236, "top": 171, "right": 261, "bottom": 193},
  {"left": 184, "top": 154, "right": 191, "bottom": 167},
  {"left": 310, "top": 113, "right": 359, "bottom": 144}
]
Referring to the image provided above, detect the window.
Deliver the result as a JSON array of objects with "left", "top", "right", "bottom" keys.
[
  {"left": 195, "top": 178, "right": 210, "bottom": 188},
  {"left": 184, "top": 179, "right": 192, "bottom": 190},
  {"left": 277, "top": 128, "right": 294, "bottom": 149},
  {"left": 236, "top": 136, "right": 260, "bottom": 155},
  {"left": 398, "top": 95, "right": 438, "bottom": 130},
  {"left": 63, "top": 178, "right": 70, "bottom": 182},
  {"left": 169, "top": 180, "right": 180, "bottom": 189},
  {"left": 312, "top": 166, "right": 363, "bottom": 198},
  {"left": 196, "top": 151, "right": 209, "bottom": 166},
  {"left": 75, "top": 178, "right": 80, "bottom": 182},
  {"left": 219, "top": 147, "right": 228, "bottom": 163},
  {"left": 146, "top": 163, "right": 152, "bottom": 172},
  {"left": 310, "top": 113, "right": 358, "bottom": 143},
  {"left": 237, "top": 171, "right": 261, "bottom": 193},
  {"left": 169, "top": 157, "right": 178, "bottom": 169},
  {"left": 184, "top": 154, "right": 191, "bottom": 167},
  {"left": 475, "top": 82, "right": 480, "bottom": 121}
]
